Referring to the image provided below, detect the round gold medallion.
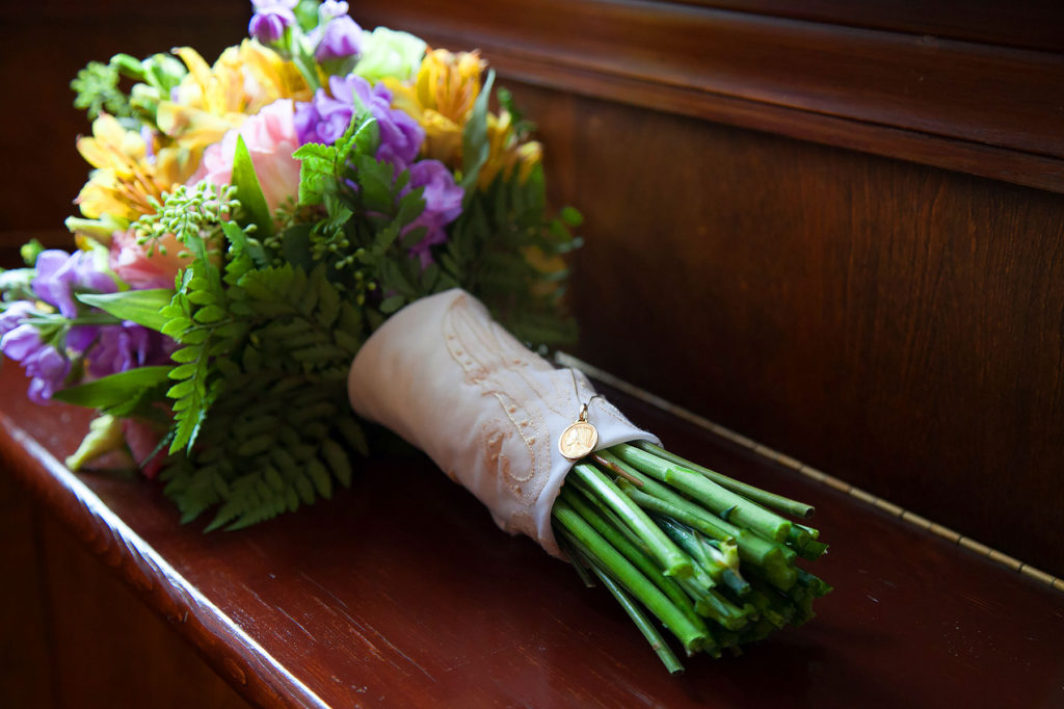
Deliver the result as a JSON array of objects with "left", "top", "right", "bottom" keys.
[{"left": 559, "top": 421, "right": 598, "bottom": 460}]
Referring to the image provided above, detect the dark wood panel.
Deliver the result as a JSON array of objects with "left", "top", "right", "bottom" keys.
[
  {"left": 689, "top": 1, "right": 1064, "bottom": 53},
  {"left": 38, "top": 515, "right": 254, "bottom": 709},
  {"left": 0, "top": 3, "right": 245, "bottom": 232},
  {"left": 0, "top": 466, "right": 54, "bottom": 708},
  {"left": 0, "top": 466, "right": 252, "bottom": 707},
  {"left": 356, "top": 0, "right": 1064, "bottom": 193},
  {"left": 495, "top": 81, "right": 1064, "bottom": 574},
  {"left": 2, "top": 365, "right": 1063, "bottom": 708}
]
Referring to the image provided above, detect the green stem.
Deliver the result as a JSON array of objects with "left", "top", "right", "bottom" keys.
[
  {"left": 561, "top": 487, "right": 709, "bottom": 638},
  {"left": 618, "top": 482, "right": 796, "bottom": 590},
  {"left": 665, "top": 467, "right": 792, "bottom": 542},
  {"left": 612, "top": 444, "right": 793, "bottom": 542},
  {"left": 657, "top": 516, "right": 726, "bottom": 580},
  {"left": 596, "top": 451, "right": 734, "bottom": 542},
  {"left": 554, "top": 500, "right": 707, "bottom": 653},
  {"left": 632, "top": 441, "right": 815, "bottom": 519},
  {"left": 27, "top": 311, "right": 121, "bottom": 327},
  {"left": 567, "top": 473, "right": 653, "bottom": 555},
  {"left": 584, "top": 555, "right": 686, "bottom": 674},
  {"left": 569, "top": 463, "right": 692, "bottom": 579}
]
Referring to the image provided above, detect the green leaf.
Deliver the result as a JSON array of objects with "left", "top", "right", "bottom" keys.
[
  {"left": 560, "top": 205, "right": 583, "bottom": 227},
  {"left": 356, "top": 154, "right": 397, "bottom": 214},
  {"left": 167, "top": 379, "right": 196, "bottom": 399},
  {"left": 193, "top": 304, "right": 226, "bottom": 323},
  {"left": 291, "top": 143, "right": 333, "bottom": 162},
  {"left": 395, "top": 186, "right": 426, "bottom": 230},
  {"left": 221, "top": 220, "right": 249, "bottom": 251},
  {"left": 161, "top": 317, "right": 192, "bottom": 337},
  {"left": 351, "top": 113, "right": 380, "bottom": 157},
  {"left": 460, "top": 69, "right": 495, "bottom": 196},
  {"left": 52, "top": 366, "right": 172, "bottom": 408},
  {"left": 232, "top": 135, "right": 274, "bottom": 237},
  {"left": 379, "top": 295, "right": 405, "bottom": 314},
  {"left": 77, "top": 289, "right": 174, "bottom": 331}
]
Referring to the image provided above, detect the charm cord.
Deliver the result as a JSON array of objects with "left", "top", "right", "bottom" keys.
[{"left": 559, "top": 369, "right": 602, "bottom": 460}]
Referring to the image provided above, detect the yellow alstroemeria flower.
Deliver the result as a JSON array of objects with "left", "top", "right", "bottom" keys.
[
  {"left": 479, "top": 111, "right": 543, "bottom": 189},
  {"left": 417, "top": 49, "right": 485, "bottom": 123},
  {"left": 75, "top": 114, "right": 195, "bottom": 221},
  {"left": 156, "top": 40, "right": 310, "bottom": 161},
  {"left": 384, "top": 49, "right": 486, "bottom": 167},
  {"left": 387, "top": 48, "right": 541, "bottom": 188}
]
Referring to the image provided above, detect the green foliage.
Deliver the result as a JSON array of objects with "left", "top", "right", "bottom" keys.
[
  {"left": 52, "top": 366, "right": 171, "bottom": 409},
  {"left": 71, "top": 61, "right": 130, "bottom": 120},
  {"left": 158, "top": 258, "right": 369, "bottom": 530},
  {"left": 71, "top": 53, "right": 186, "bottom": 123},
  {"left": 21, "top": 238, "right": 45, "bottom": 267},
  {"left": 294, "top": 0, "right": 323, "bottom": 31},
  {"left": 82, "top": 67, "right": 582, "bottom": 532},
  {"left": 293, "top": 107, "right": 379, "bottom": 208},
  {"left": 137, "top": 182, "right": 240, "bottom": 260},
  {"left": 232, "top": 135, "right": 275, "bottom": 237},
  {"left": 441, "top": 164, "right": 580, "bottom": 346},
  {"left": 77, "top": 289, "right": 173, "bottom": 331},
  {"left": 136, "top": 184, "right": 369, "bottom": 527},
  {"left": 284, "top": 108, "right": 436, "bottom": 314},
  {"left": 460, "top": 70, "right": 495, "bottom": 196},
  {"left": 0, "top": 268, "right": 35, "bottom": 302},
  {"left": 497, "top": 86, "right": 536, "bottom": 137}
]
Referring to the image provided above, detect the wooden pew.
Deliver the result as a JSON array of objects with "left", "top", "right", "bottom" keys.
[{"left": 2, "top": 1, "right": 1062, "bottom": 706}]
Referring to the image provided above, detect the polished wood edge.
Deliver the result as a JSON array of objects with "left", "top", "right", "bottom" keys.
[
  {"left": 357, "top": 2, "right": 1064, "bottom": 194},
  {"left": 0, "top": 412, "right": 329, "bottom": 709},
  {"left": 558, "top": 352, "right": 1064, "bottom": 593},
  {"left": 674, "top": 0, "right": 1064, "bottom": 54}
]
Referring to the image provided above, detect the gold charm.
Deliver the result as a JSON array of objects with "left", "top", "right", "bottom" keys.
[{"left": 559, "top": 404, "right": 598, "bottom": 460}]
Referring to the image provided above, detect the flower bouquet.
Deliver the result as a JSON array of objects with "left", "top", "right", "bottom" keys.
[{"left": 0, "top": 0, "right": 829, "bottom": 672}]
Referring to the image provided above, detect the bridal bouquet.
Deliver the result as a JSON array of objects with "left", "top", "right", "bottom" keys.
[{"left": 0, "top": 0, "right": 829, "bottom": 671}]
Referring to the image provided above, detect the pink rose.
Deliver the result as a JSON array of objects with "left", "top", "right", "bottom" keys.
[
  {"left": 191, "top": 98, "right": 301, "bottom": 215},
  {"left": 110, "top": 227, "right": 191, "bottom": 290}
]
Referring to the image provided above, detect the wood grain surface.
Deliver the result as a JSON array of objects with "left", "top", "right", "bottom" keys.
[
  {"left": 0, "top": 466, "right": 252, "bottom": 708},
  {"left": 686, "top": 0, "right": 1064, "bottom": 53},
  {"left": 355, "top": 0, "right": 1064, "bottom": 193},
  {"left": 1, "top": 0, "right": 1063, "bottom": 577},
  {"left": 1, "top": 364, "right": 1063, "bottom": 708},
  {"left": 1, "top": 8, "right": 1063, "bottom": 703},
  {"left": 502, "top": 83, "right": 1064, "bottom": 576}
]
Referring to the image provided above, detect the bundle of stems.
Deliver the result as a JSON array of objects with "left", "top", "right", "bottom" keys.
[{"left": 552, "top": 441, "right": 831, "bottom": 673}]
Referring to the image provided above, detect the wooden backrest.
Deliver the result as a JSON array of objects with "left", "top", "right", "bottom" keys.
[{"left": 3, "top": 1, "right": 1062, "bottom": 574}]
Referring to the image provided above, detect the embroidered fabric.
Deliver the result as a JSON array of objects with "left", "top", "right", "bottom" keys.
[{"left": 347, "top": 289, "right": 658, "bottom": 557}]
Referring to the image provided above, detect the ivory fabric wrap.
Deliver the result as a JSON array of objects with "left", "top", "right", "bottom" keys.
[{"left": 347, "top": 289, "right": 658, "bottom": 557}]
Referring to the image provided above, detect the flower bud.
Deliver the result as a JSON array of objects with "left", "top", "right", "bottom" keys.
[{"left": 248, "top": 0, "right": 297, "bottom": 44}]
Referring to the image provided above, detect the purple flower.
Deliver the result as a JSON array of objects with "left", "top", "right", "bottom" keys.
[
  {"left": 2, "top": 252, "right": 175, "bottom": 403},
  {"left": 32, "top": 249, "right": 116, "bottom": 319},
  {"left": 295, "top": 74, "right": 424, "bottom": 170},
  {"left": 1, "top": 325, "right": 70, "bottom": 404},
  {"left": 87, "top": 321, "right": 172, "bottom": 378},
  {"left": 318, "top": 0, "right": 349, "bottom": 20},
  {"left": 402, "top": 159, "right": 464, "bottom": 266},
  {"left": 314, "top": 16, "right": 363, "bottom": 62},
  {"left": 1, "top": 323, "right": 43, "bottom": 360},
  {"left": 0, "top": 301, "right": 36, "bottom": 338},
  {"left": 248, "top": 0, "right": 297, "bottom": 44}
]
